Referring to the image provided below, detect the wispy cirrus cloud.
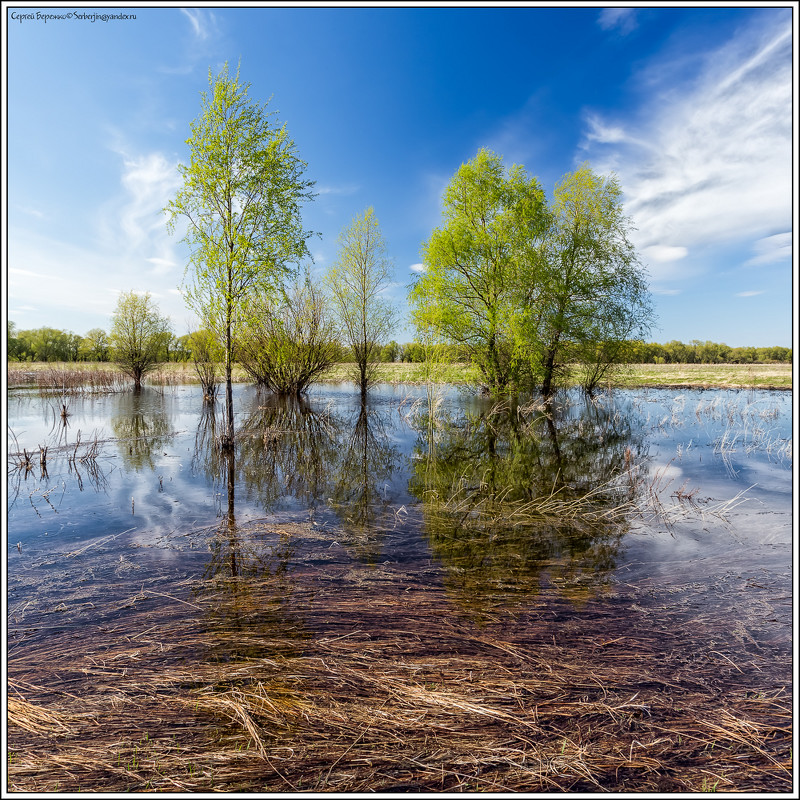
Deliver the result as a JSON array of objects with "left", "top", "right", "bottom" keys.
[
  {"left": 9, "top": 267, "right": 50, "bottom": 280},
  {"left": 16, "top": 205, "right": 45, "bottom": 219},
  {"left": 580, "top": 15, "right": 792, "bottom": 282},
  {"left": 597, "top": 8, "right": 638, "bottom": 36},
  {"left": 99, "top": 135, "right": 184, "bottom": 278},
  {"left": 316, "top": 183, "right": 360, "bottom": 196},
  {"left": 180, "top": 8, "right": 217, "bottom": 41},
  {"left": 8, "top": 140, "right": 189, "bottom": 334},
  {"left": 640, "top": 245, "right": 688, "bottom": 264},
  {"left": 744, "top": 232, "right": 792, "bottom": 266},
  {"left": 736, "top": 290, "right": 765, "bottom": 297}
]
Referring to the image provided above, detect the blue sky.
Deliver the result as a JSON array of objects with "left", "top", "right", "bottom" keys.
[{"left": 5, "top": 3, "right": 796, "bottom": 347}]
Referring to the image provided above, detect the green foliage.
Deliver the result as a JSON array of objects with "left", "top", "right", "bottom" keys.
[
  {"left": 110, "top": 290, "right": 172, "bottom": 389},
  {"left": 165, "top": 61, "right": 315, "bottom": 444},
  {"left": 410, "top": 148, "right": 548, "bottom": 394},
  {"left": 80, "top": 328, "right": 111, "bottom": 362},
  {"left": 11, "top": 326, "right": 80, "bottom": 362},
  {"left": 625, "top": 340, "right": 792, "bottom": 364},
  {"left": 326, "top": 207, "right": 397, "bottom": 396},
  {"left": 380, "top": 340, "right": 401, "bottom": 363},
  {"left": 516, "top": 163, "right": 653, "bottom": 394},
  {"left": 410, "top": 153, "right": 654, "bottom": 396}
]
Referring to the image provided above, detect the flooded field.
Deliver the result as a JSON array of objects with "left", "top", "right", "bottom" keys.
[{"left": 6, "top": 382, "right": 793, "bottom": 792}]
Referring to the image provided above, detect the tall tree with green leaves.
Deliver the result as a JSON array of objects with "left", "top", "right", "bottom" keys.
[
  {"left": 110, "top": 291, "right": 172, "bottom": 389},
  {"left": 80, "top": 328, "right": 111, "bottom": 362},
  {"left": 326, "top": 208, "right": 397, "bottom": 399},
  {"left": 409, "top": 149, "right": 548, "bottom": 394},
  {"left": 166, "top": 62, "right": 315, "bottom": 448},
  {"left": 525, "top": 164, "right": 653, "bottom": 395}
]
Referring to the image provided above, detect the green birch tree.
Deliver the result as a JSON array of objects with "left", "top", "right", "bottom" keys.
[
  {"left": 326, "top": 208, "right": 397, "bottom": 400},
  {"left": 166, "top": 62, "right": 315, "bottom": 448}
]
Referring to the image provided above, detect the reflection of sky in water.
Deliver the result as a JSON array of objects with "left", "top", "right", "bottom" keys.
[{"left": 7, "top": 385, "right": 792, "bottom": 591}]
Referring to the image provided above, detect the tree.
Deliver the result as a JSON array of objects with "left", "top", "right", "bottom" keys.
[
  {"left": 80, "top": 328, "right": 111, "bottom": 361},
  {"left": 520, "top": 164, "right": 653, "bottom": 395},
  {"left": 326, "top": 207, "right": 397, "bottom": 399},
  {"left": 409, "top": 149, "right": 548, "bottom": 394},
  {"left": 8, "top": 321, "right": 24, "bottom": 361},
  {"left": 188, "top": 328, "right": 224, "bottom": 399},
  {"left": 110, "top": 291, "right": 172, "bottom": 389},
  {"left": 166, "top": 62, "right": 315, "bottom": 448},
  {"left": 380, "top": 340, "right": 400, "bottom": 363},
  {"left": 237, "top": 268, "right": 339, "bottom": 396},
  {"left": 19, "top": 327, "right": 72, "bottom": 362}
]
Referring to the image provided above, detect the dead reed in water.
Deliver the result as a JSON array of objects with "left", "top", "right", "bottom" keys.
[
  {"left": 7, "top": 530, "right": 791, "bottom": 794},
  {"left": 7, "top": 365, "right": 128, "bottom": 394}
]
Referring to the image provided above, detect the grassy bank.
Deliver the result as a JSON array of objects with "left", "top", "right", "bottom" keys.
[{"left": 7, "top": 360, "right": 792, "bottom": 390}]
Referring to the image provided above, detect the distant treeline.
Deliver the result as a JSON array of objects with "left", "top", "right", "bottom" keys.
[{"left": 6, "top": 325, "right": 792, "bottom": 366}]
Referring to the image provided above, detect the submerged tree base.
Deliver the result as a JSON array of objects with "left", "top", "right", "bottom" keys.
[{"left": 7, "top": 519, "right": 791, "bottom": 793}]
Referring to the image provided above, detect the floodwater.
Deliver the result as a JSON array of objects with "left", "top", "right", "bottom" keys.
[
  {"left": 8, "top": 383, "right": 792, "bottom": 593},
  {"left": 6, "top": 382, "right": 793, "bottom": 791}
]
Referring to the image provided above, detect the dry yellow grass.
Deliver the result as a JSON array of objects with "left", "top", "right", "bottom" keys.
[{"left": 7, "top": 519, "right": 792, "bottom": 793}]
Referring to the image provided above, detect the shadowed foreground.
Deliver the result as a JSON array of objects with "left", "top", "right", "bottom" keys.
[{"left": 7, "top": 520, "right": 791, "bottom": 794}]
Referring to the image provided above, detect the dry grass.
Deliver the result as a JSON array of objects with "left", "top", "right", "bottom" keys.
[
  {"left": 7, "top": 520, "right": 792, "bottom": 793},
  {"left": 612, "top": 363, "right": 792, "bottom": 390},
  {"left": 8, "top": 360, "right": 792, "bottom": 391}
]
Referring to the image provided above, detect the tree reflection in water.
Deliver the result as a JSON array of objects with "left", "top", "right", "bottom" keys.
[
  {"left": 189, "top": 387, "right": 649, "bottom": 622},
  {"left": 409, "top": 392, "right": 648, "bottom": 612},
  {"left": 190, "top": 390, "right": 401, "bottom": 661},
  {"left": 234, "top": 391, "right": 400, "bottom": 563},
  {"left": 111, "top": 388, "right": 174, "bottom": 471},
  {"left": 193, "top": 401, "right": 308, "bottom": 662}
]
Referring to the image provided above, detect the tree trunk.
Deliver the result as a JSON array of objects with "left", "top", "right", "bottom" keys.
[
  {"left": 223, "top": 320, "right": 235, "bottom": 450},
  {"left": 541, "top": 343, "right": 558, "bottom": 397},
  {"left": 225, "top": 448, "right": 237, "bottom": 577}
]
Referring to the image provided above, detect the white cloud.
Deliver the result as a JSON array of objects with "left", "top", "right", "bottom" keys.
[
  {"left": 641, "top": 245, "right": 688, "bottom": 264},
  {"left": 180, "top": 8, "right": 216, "bottom": 41},
  {"left": 410, "top": 263, "right": 426, "bottom": 273},
  {"left": 584, "top": 116, "right": 630, "bottom": 145},
  {"left": 598, "top": 8, "right": 638, "bottom": 35},
  {"left": 8, "top": 225, "right": 190, "bottom": 335},
  {"left": 117, "top": 151, "right": 181, "bottom": 251},
  {"left": 581, "top": 17, "right": 792, "bottom": 271},
  {"left": 736, "top": 290, "right": 765, "bottom": 297},
  {"left": 147, "top": 256, "right": 178, "bottom": 276},
  {"left": 744, "top": 232, "right": 792, "bottom": 266},
  {"left": 652, "top": 288, "right": 682, "bottom": 296},
  {"left": 17, "top": 206, "right": 45, "bottom": 219},
  {"left": 9, "top": 267, "right": 50, "bottom": 279},
  {"left": 316, "top": 184, "right": 360, "bottom": 196}
]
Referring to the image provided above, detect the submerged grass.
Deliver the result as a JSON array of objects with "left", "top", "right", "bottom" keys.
[{"left": 7, "top": 519, "right": 792, "bottom": 794}]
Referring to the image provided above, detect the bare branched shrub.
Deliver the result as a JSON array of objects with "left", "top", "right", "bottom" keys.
[
  {"left": 237, "top": 271, "right": 339, "bottom": 396},
  {"left": 188, "top": 329, "right": 223, "bottom": 400}
]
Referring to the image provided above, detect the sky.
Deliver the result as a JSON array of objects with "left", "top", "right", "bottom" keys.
[{"left": 3, "top": 2, "right": 797, "bottom": 348}]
